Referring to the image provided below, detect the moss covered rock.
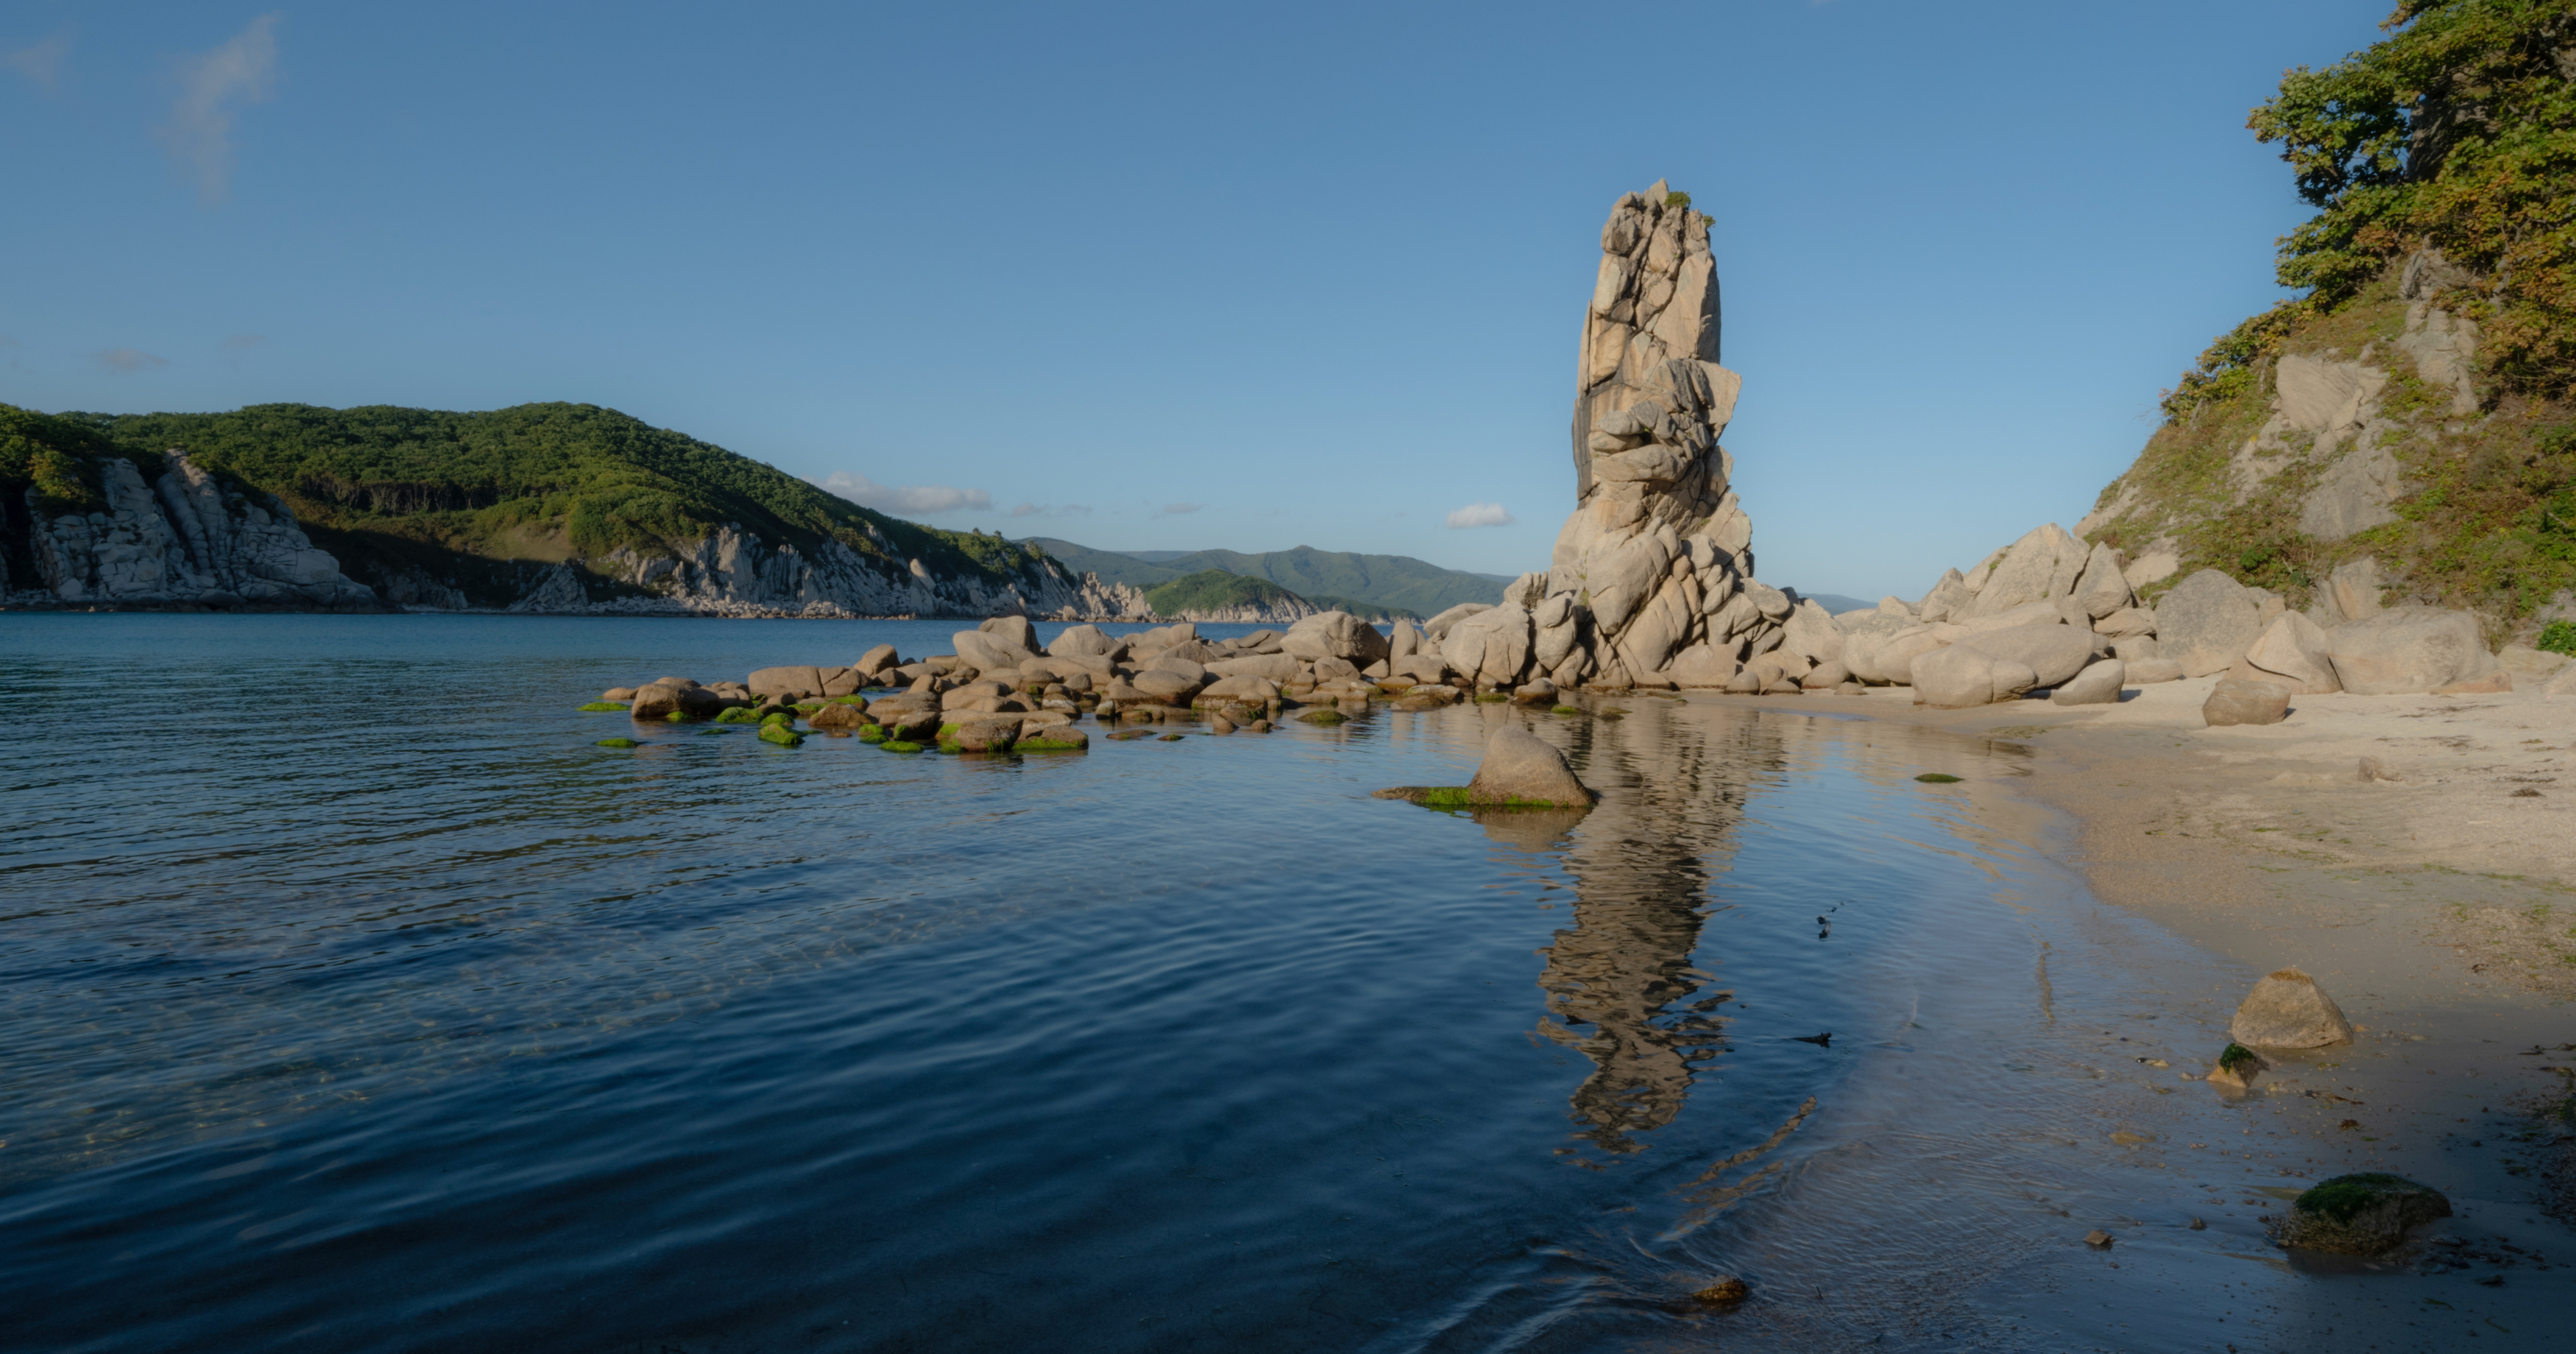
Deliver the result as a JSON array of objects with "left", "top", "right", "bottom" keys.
[
  {"left": 577, "top": 702, "right": 626, "bottom": 712},
  {"left": 2279, "top": 1174, "right": 2451, "bottom": 1255},
  {"left": 880, "top": 739, "right": 924, "bottom": 753},
  {"left": 595, "top": 737, "right": 640, "bottom": 748},
  {"left": 714, "top": 706, "right": 761, "bottom": 724},
  {"left": 758, "top": 722, "right": 804, "bottom": 747}
]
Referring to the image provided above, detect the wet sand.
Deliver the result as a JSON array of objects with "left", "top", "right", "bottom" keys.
[{"left": 1634, "top": 680, "right": 2576, "bottom": 1349}]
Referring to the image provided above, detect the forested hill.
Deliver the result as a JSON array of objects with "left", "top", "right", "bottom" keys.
[
  {"left": 40, "top": 401, "right": 1059, "bottom": 608},
  {"left": 2079, "top": 0, "right": 2576, "bottom": 635},
  {"left": 1027, "top": 538, "right": 1504, "bottom": 614}
]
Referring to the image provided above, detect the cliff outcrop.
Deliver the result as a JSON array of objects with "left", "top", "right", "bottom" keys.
[
  {"left": 8, "top": 449, "right": 381, "bottom": 610},
  {"left": 1449, "top": 181, "right": 1815, "bottom": 692},
  {"left": 2, "top": 401, "right": 1150, "bottom": 618}
]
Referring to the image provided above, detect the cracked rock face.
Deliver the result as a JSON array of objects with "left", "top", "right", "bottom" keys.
[
  {"left": 18, "top": 454, "right": 380, "bottom": 610},
  {"left": 1518, "top": 181, "right": 1792, "bottom": 690}
]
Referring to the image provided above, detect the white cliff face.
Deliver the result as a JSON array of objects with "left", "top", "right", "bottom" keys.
[
  {"left": 1507, "top": 181, "right": 1795, "bottom": 690},
  {"left": 16, "top": 454, "right": 380, "bottom": 610}
]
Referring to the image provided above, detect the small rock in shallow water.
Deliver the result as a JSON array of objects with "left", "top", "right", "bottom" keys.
[
  {"left": 1691, "top": 1277, "right": 1749, "bottom": 1306},
  {"left": 758, "top": 723, "right": 804, "bottom": 747},
  {"left": 2084, "top": 1230, "right": 2113, "bottom": 1249},
  {"left": 2206, "top": 1042, "right": 2267, "bottom": 1089},
  {"left": 2188, "top": 1217, "right": 2206, "bottom": 1230},
  {"left": 1465, "top": 726, "right": 1593, "bottom": 807},
  {"left": 1914, "top": 772, "right": 1962, "bottom": 783},
  {"left": 1158, "top": 733, "right": 1185, "bottom": 741},
  {"left": 2279, "top": 1174, "right": 2452, "bottom": 1255},
  {"left": 595, "top": 738, "right": 639, "bottom": 748}
]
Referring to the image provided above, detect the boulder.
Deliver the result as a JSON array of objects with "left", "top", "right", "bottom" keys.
[
  {"left": 2093, "top": 607, "right": 2156, "bottom": 638},
  {"left": 632, "top": 683, "right": 726, "bottom": 719},
  {"left": 1970, "top": 523, "right": 2084, "bottom": 616},
  {"left": 2126, "top": 657, "right": 2184, "bottom": 683},
  {"left": 1465, "top": 726, "right": 1595, "bottom": 806},
  {"left": 1391, "top": 653, "right": 1453, "bottom": 685},
  {"left": 748, "top": 665, "right": 826, "bottom": 698},
  {"left": 1912, "top": 643, "right": 2039, "bottom": 708},
  {"left": 1443, "top": 605, "right": 1534, "bottom": 687},
  {"left": 1284, "top": 610, "right": 1392, "bottom": 665},
  {"left": 821, "top": 666, "right": 862, "bottom": 697},
  {"left": 1145, "top": 651, "right": 1209, "bottom": 681},
  {"left": 1016, "top": 724, "right": 1089, "bottom": 752},
  {"left": 807, "top": 702, "right": 869, "bottom": 729},
  {"left": 941, "top": 680, "right": 1016, "bottom": 712},
  {"left": 1387, "top": 619, "right": 1420, "bottom": 659},
  {"left": 2279, "top": 1174, "right": 2452, "bottom": 1256},
  {"left": 2154, "top": 570, "right": 2262, "bottom": 677},
  {"left": 1512, "top": 677, "right": 1558, "bottom": 705},
  {"left": 1312, "top": 656, "right": 1362, "bottom": 682},
  {"left": 1956, "top": 623, "right": 2095, "bottom": 688},
  {"left": 1800, "top": 659, "right": 1850, "bottom": 690},
  {"left": 2240, "top": 612, "right": 2341, "bottom": 694},
  {"left": 952, "top": 629, "right": 1036, "bottom": 674},
  {"left": 854, "top": 643, "right": 900, "bottom": 679},
  {"left": 1127, "top": 669, "right": 1205, "bottom": 705},
  {"left": 1781, "top": 599, "right": 1844, "bottom": 664},
  {"left": 1421, "top": 602, "right": 1493, "bottom": 641},
  {"left": 2070, "top": 540, "right": 2132, "bottom": 618},
  {"left": 1197, "top": 674, "right": 1281, "bottom": 705},
  {"left": 1874, "top": 625, "right": 1956, "bottom": 685},
  {"left": 1958, "top": 599, "right": 2067, "bottom": 633},
  {"left": 947, "top": 715, "right": 1022, "bottom": 752},
  {"left": 2326, "top": 606, "right": 2502, "bottom": 694},
  {"left": 602, "top": 687, "right": 637, "bottom": 702},
  {"left": 2051, "top": 659, "right": 2126, "bottom": 705},
  {"left": 1206, "top": 652, "right": 1300, "bottom": 682},
  {"left": 2229, "top": 966, "right": 2354, "bottom": 1049},
  {"left": 2324, "top": 557, "right": 2385, "bottom": 624},
  {"left": 869, "top": 708, "right": 942, "bottom": 742},
  {"left": 2204, "top": 677, "right": 2291, "bottom": 727},
  {"left": 1915, "top": 568, "right": 1971, "bottom": 624},
  {"left": 1050, "top": 624, "right": 1117, "bottom": 657},
  {"left": 980, "top": 615, "right": 1038, "bottom": 652}
]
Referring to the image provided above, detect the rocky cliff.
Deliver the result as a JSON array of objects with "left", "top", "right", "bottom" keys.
[
  {"left": 2, "top": 401, "right": 1150, "bottom": 618},
  {"left": 7, "top": 449, "right": 381, "bottom": 611}
]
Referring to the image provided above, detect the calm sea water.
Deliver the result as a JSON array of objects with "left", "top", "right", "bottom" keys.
[{"left": 8, "top": 613, "right": 2530, "bottom": 1352}]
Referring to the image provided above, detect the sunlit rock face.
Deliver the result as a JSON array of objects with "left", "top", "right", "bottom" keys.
[{"left": 1510, "top": 181, "right": 1801, "bottom": 692}]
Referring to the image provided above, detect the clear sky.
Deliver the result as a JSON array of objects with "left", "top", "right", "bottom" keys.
[{"left": 2, "top": 1, "right": 2394, "bottom": 599}]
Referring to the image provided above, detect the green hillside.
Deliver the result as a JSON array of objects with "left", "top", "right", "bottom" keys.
[
  {"left": 1025, "top": 537, "right": 1501, "bottom": 613},
  {"left": 2086, "top": 0, "right": 2576, "bottom": 636},
  {"left": 1143, "top": 569, "right": 1304, "bottom": 616},
  {"left": 32, "top": 401, "right": 1053, "bottom": 607}
]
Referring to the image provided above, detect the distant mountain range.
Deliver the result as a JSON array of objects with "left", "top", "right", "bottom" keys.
[{"left": 1025, "top": 539, "right": 1512, "bottom": 617}]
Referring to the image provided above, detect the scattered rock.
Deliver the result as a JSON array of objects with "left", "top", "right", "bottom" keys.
[
  {"left": 2050, "top": 658, "right": 2126, "bottom": 706},
  {"left": 1283, "top": 610, "right": 1393, "bottom": 665},
  {"left": 807, "top": 703, "right": 869, "bottom": 729},
  {"left": 595, "top": 737, "right": 639, "bottom": 748},
  {"left": 2359, "top": 755, "right": 2402, "bottom": 783},
  {"left": 1691, "top": 1277, "right": 1749, "bottom": 1307},
  {"left": 2125, "top": 657, "right": 2184, "bottom": 683},
  {"left": 602, "top": 687, "right": 637, "bottom": 702},
  {"left": 2083, "top": 1230, "right": 2113, "bottom": 1249},
  {"left": 1465, "top": 726, "right": 1596, "bottom": 807},
  {"left": 2279, "top": 1174, "right": 2452, "bottom": 1255},
  {"left": 947, "top": 716, "right": 1022, "bottom": 753},
  {"left": 1017, "top": 727, "right": 1089, "bottom": 752},
  {"left": 2203, "top": 677, "right": 2291, "bottom": 727},
  {"left": 2229, "top": 967, "right": 2354, "bottom": 1048},
  {"left": 2326, "top": 606, "right": 2503, "bottom": 694},
  {"left": 2207, "top": 1042, "right": 2267, "bottom": 1090}
]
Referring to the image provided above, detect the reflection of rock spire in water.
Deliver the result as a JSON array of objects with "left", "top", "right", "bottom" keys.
[{"left": 1510, "top": 702, "right": 1777, "bottom": 1156}]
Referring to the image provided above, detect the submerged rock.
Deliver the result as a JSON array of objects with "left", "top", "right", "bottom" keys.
[
  {"left": 2279, "top": 1174, "right": 2452, "bottom": 1255},
  {"left": 757, "top": 722, "right": 804, "bottom": 747},
  {"left": 2206, "top": 1042, "right": 2267, "bottom": 1090}
]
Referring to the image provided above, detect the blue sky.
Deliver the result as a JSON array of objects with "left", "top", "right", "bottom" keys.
[{"left": 2, "top": 1, "right": 2393, "bottom": 598}]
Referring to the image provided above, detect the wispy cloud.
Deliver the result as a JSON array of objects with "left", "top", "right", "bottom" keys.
[
  {"left": 5, "top": 29, "right": 70, "bottom": 89},
  {"left": 221, "top": 333, "right": 266, "bottom": 350},
  {"left": 816, "top": 470, "right": 992, "bottom": 516},
  {"left": 96, "top": 348, "right": 171, "bottom": 374},
  {"left": 1156, "top": 502, "right": 1203, "bottom": 518},
  {"left": 160, "top": 14, "right": 280, "bottom": 206},
  {"left": 1008, "top": 502, "right": 1094, "bottom": 518},
  {"left": 1445, "top": 501, "right": 1516, "bottom": 529}
]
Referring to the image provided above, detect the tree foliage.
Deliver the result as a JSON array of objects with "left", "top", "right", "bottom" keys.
[{"left": 2166, "top": 0, "right": 2576, "bottom": 416}]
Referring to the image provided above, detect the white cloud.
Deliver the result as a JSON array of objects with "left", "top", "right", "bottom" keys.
[
  {"left": 5, "top": 30, "right": 70, "bottom": 89},
  {"left": 1445, "top": 501, "right": 1516, "bottom": 529},
  {"left": 160, "top": 14, "right": 280, "bottom": 206},
  {"left": 816, "top": 470, "right": 991, "bottom": 515},
  {"left": 95, "top": 348, "right": 170, "bottom": 374}
]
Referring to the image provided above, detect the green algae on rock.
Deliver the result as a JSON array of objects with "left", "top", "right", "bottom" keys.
[
  {"left": 577, "top": 702, "right": 626, "bottom": 712},
  {"left": 1914, "top": 773, "right": 1963, "bottom": 783},
  {"left": 2279, "top": 1173, "right": 2452, "bottom": 1255},
  {"left": 595, "top": 737, "right": 640, "bottom": 749},
  {"left": 880, "top": 740, "right": 924, "bottom": 753},
  {"left": 714, "top": 707, "right": 761, "bottom": 724},
  {"left": 758, "top": 723, "right": 804, "bottom": 747}
]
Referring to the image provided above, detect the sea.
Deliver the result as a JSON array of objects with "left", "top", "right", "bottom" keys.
[{"left": 1, "top": 613, "right": 2563, "bottom": 1352}]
